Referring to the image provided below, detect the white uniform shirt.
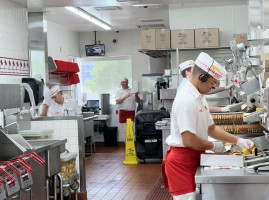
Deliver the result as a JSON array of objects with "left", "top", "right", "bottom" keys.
[
  {"left": 49, "top": 97, "right": 81, "bottom": 116},
  {"left": 176, "top": 78, "right": 187, "bottom": 94},
  {"left": 166, "top": 80, "right": 214, "bottom": 147},
  {"left": 115, "top": 88, "right": 136, "bottom": 111}
]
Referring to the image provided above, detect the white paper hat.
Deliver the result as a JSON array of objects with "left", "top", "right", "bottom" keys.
[
  {"left": 33, "top": 74, "right": 43, "bottom": 81},
  {"left": 179, "top": 60, "right": 195, "bottom": 72},
  {"left": 50, "top": 85, "right": 61, "bottom": 97},
  {"left": 195, "top": 52, "right": 227, "bottom": 80}
]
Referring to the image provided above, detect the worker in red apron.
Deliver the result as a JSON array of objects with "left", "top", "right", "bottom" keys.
[
  {"left": 163, "top": 52, "right": 254, "bottom": 200},
  {"left": 115, "top": 77, "right": 140, "bottom": 123}
]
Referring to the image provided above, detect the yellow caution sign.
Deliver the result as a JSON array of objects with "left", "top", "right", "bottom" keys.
[{"left": 123, "top": 118, "right": 138, "bottom": 165}]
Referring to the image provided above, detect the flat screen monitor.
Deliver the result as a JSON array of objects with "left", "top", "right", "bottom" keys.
[
  {"left": 87, "top": 100, "right": 99, "bottom": 108},
  {"left": 85, "top": 44, "right": 105, "bottom": 56}
]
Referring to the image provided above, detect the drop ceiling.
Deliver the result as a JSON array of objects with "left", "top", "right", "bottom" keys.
[{"left": 11, "top": 0, "right": 248, "bottom": 32}]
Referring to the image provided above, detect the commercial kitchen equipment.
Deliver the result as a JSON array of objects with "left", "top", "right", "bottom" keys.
[
  {"left": 0, "top": 82, "right": 68, "bottom": 200},
  {"left": 100, "top": 93, "right": 110, "bottom": 115},
  {"left": 159, "top": 88, "right": 177, "bottom": 113},
  {"left": 135, "top": 110, "right": 170, "bottom": 163}
]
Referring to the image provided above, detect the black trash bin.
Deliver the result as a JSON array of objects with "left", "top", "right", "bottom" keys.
[{"left": 103, "top": 126, "right": 118, "bottom": 147}]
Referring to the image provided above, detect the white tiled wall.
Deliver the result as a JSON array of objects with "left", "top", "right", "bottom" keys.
[
  {"left": 0, "top": 1, "right": 29, "bottom": 83},
  {"left": 31, "top": 119, "right": 80, "bottom": 174}
]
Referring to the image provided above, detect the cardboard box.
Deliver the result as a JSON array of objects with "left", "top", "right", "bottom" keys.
[
  {"left": 171, "top": 29, "right": 194, "bottom": 48},
  {"left": 195, "top": 28, "right": 219, "bottom": 48},
  {"left": 155, "top": 29, "right": 171, "bottom": 49},
  {"left": 141, "top": 29, "right": 156, "bottom": 49},
  {"left": 261, "top": 53, "right": 269, "bottom": 61},
  {"left": 235, "top": 33, "right": 248, "bottom": 46}
]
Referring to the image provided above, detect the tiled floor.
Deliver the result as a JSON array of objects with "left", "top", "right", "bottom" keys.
[{"left": 85, "top": 145, "right": 162, "bottom": 200}]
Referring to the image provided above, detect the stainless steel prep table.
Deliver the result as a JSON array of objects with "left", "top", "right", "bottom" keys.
[{"left": 195, "top": 167, "right": 269, "bottom": 200}]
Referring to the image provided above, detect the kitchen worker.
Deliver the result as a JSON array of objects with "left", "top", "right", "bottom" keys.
[
  {"left": 33, "top": 74, "right": 56, "bottom": 116},
  {"left": 115, "top": 77, "right": 140, "bottom": 123},
  {"left": 49, "top": 85, "right": 82, "bottom": 116},
  {"left": 177, "top": 60, "right": 233, "bottom": 113},
  {"left": 163, "top": 52, "right": 254, "bottom": 200}
]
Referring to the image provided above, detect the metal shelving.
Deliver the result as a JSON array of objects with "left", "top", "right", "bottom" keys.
[
  {"left": 138, "top": 47, "right": 230, "bottom": 58},
  {"left": 138, "top": 49, "right": 176, "bottom": 58}
]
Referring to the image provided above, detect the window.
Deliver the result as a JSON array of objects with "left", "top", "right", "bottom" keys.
[{"left": 78, "top": 57, "right": 132, "bottom": 105}]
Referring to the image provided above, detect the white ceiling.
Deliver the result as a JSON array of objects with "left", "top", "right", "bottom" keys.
[{"left": 11, "top": 0, "right": 248, "bottom": 32}]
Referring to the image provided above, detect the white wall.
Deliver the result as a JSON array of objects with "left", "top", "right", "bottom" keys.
[
  {"left": 79, "top": 30, "right": 150, "bottom": 142},
  {"left": 47, "top": 21, "right": 80, "bottom": 61},
  {"left": 0, "top": 0, "right": 29, "bottom": 84},
  {"left": 169, "top": 5, "right": 248, "bottom": 46},
  {"left": 79, "top": 30, "right": 150, "bottom": 86}
]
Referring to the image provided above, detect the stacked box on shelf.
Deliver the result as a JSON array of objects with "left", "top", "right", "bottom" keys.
[
  {"left": 195, "top": 28, "right": 219, "bottom": 48},
  {"left": 171, "top": 29, "right": 195, "bottom": 48}
]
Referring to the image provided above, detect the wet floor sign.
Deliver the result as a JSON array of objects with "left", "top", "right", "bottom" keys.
[{"left": 123, "top": 118, "right": 138, "bottom": 164}]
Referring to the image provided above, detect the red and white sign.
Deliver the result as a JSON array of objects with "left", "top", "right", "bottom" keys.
[{"left": 0, "top": 57, "right": 29, "bottom": 76}]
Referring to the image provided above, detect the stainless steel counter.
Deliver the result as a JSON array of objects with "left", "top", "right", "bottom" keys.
[
  {"left": 83, "top": 115, "right": 98, "bottom": 138},
  {"left": 27, "top": 139, "right": 67, "bottom": 153},
  {"left": 196, "top": 167, "right": 269, "bottom": 183},
  {"left": 32, "top": 116, "right": 87, "bottom": 194},
  {"left": 195, "top": 167, "right": 269, "bottom": 200},
  {"left": 83, "top": 115, "right": 98, "bottom": 121}
]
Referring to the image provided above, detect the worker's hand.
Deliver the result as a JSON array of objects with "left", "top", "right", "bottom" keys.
[
  {"left": 225, "top": 83, "right": 233, "bottom": 90},
  {"left": 211, "top": 142, "right": 225, "bottom": 153},
  {"left": 221, "top": 105, "right": 232, "bottom": 112},
  {"left": 237, "top": 138, "right": 254, "bottom": 149}
]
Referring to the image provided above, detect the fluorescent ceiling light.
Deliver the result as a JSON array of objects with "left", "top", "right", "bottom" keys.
[
  {"left": 132, "top": 4, "right": 162, "bottom": 8},
  {"left": 65, "top": 7, "right": 111, "bottom": 30}
]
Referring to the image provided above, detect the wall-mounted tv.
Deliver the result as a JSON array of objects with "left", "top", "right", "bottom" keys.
[{"left": 85, "top": 44, "right": 105, "bottom": 56}]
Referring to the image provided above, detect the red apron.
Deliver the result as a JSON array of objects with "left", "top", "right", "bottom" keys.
[
  {"left": 119, "top": 109, "right": 135, "bottom": 123},
  {"left": 162, "top": 147, "right": 204, "bottom": 196}
]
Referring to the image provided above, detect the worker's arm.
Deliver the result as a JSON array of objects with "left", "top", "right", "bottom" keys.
[
  {"left": 208, "top": 124, "right": 239, "bottom": 144},
  {"left": 135, "top": 92, "right": 140, "bottom": 103},
  {"left": 182, "top": 131, "right": 214, "bottom": 151},
  {"left": 116, "top": 92, "right": 131, "bottom": 104},
  {"left": 207, "top": 87, "right": 225, "bottom": 95},
  {"left": 209, "top": 105, "right": 223, "bottom": 113},
  {"left": 40, "top": 104, "right": 49, "bottom": 116}
]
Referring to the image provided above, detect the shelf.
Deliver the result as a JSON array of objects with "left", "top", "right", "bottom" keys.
[
  {"left": 142, "top": 73, "right": 163, "bottom": 77},
  {"left": 175, "top": 46, "right": 230, "bottom": 51},
  {"left": 141, "top": 73, "right": 176, "bottom": 77},
  {"left": 138, "top": 47, "right": 230, "bottom": 58},
  {"left": 138, "top": 49, "right": 175, "bottom": 58}
]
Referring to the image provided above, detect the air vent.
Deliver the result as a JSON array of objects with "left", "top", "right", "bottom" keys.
[
  {"left": 140, "top": 19, "right": 163, "bottom": 23},
  {"left": 136, "top": 24, "right": 166, "bottom": 28},
  {"left": 94, "top": 6, "right": 122, "bottom": 11}
]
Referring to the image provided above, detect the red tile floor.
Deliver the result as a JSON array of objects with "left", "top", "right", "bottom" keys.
[{"left": 85, "top": 145, "right": 162, "bottom": 200}]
